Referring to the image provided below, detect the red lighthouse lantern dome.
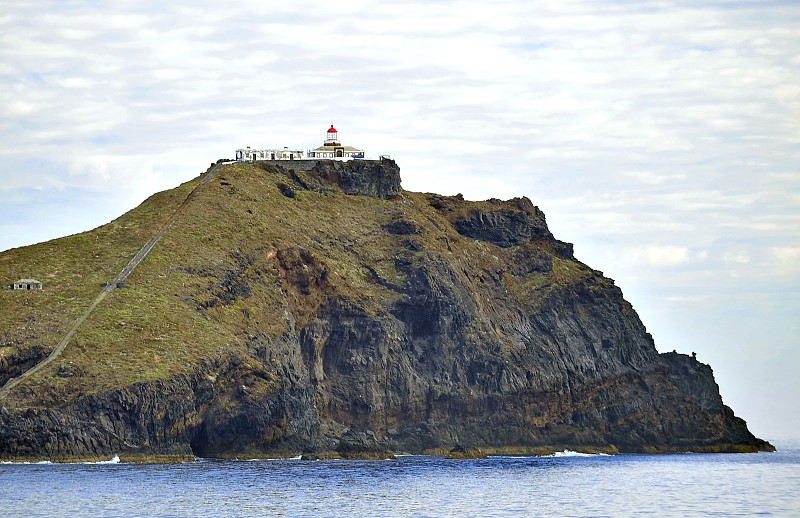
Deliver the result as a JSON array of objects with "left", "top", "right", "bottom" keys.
[{"left": 325, "top": 124, "right": 339, "bottom": 145}]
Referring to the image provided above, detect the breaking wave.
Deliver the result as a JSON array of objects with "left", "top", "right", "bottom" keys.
[{"left": 550, "top": 450, "right": 609, "bottom": 457}]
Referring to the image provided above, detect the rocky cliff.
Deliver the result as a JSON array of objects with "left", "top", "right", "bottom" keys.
[{"left": 0, "top": 159, "right": 772, "bottom": 461}]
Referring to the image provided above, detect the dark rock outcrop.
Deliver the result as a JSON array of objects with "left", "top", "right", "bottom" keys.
[
  {"left": 0, "top": 344, "right": 47, "bottom": 387},
  {"left": 384, "top": 217, "right": 421, "bottom": 235},
  {"left": 258, "top": 158, "right": 402, "bottom": 199},
  {"left": 312, "top": 158, "right": 401, "bottom": 198},
  {"left": 453, "top": 197, "right": 553, "bottom": 247}
]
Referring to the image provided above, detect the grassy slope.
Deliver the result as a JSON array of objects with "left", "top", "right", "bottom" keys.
[
  {"left": 0, "top": 176, "right": 201, "bottom": 398},
  {"left": 1, "top": 162, "right": 597, "bottom": 407}
]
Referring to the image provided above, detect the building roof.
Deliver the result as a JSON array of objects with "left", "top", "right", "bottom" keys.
[
  {"left": 327, "top": 125, "right": 337, "bottom": 133},
  {"left": 15, "top": 278, "right": 41, "bottom": 283},
  {"left": 311, "top": 145, "right": 363, "bottom": 152}
]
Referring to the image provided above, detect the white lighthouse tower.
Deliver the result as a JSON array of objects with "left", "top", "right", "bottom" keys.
[
  {"left": 324, "top": 124, "right": 340, "bottom": 146},
  {"left": 308, "top": 123, "right": 364, "bottom": 159}
]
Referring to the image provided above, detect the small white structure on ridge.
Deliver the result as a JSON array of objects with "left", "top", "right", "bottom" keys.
[{"left": 11, "top": 278, "right": 42, "bottom": 290}]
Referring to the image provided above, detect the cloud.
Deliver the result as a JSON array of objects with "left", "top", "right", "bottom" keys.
[
  {"left": 773, "top": 246, "right": 800, "bottom": 262},
  {"left": 724, "top": 250, "right": 751, "bottom": 264},
  {"left": 628, "top": 245, "right": 692, "bottom": 267}
]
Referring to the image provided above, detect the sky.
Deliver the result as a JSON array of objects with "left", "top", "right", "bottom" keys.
[{"left": 1, "top": 0, "right": 798, "bottom": 441}]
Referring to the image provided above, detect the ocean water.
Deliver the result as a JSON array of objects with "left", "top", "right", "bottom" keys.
[{"left": 2, "top": 449, "right": 798, "bottom": 517}]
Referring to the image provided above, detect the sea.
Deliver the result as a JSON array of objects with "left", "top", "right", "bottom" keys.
[{"left": 2, "top": 446, "right": 799, "bottom": 517}]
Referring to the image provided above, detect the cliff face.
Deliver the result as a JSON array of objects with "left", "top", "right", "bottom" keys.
[{"left": 0, "top": 159, "right": 772, "bottom": 461}]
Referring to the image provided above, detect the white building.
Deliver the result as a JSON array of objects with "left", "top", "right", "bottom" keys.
[
  {"left": 11, "top": 278, "right": 42, "bottom": 290},
  {"left": 307, "top": 125, "right": 365, "bottom": 159},
  {"left": 235, "top": 146, "right": 304, "bottom": 161}
]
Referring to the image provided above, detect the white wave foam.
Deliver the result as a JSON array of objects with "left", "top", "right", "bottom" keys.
[
  {"left": 550, "top": 449, "right": 609, "bottom": 457},
  {"left": 77, "top": 455, "right": 120, "bottom": 465},
  {"left": 2, "top": 455, "right": 121, "bottom": 465},
  {"left": 0, "top": 460, "right": 53, "bottom": 464},
  {"left": 93, "top": 455, "right": 121, "bottom": 464}
]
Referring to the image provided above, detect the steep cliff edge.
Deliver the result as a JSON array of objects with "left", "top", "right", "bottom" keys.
[{"left": 0, "top": 159, "right": 772, "bottom": 461}]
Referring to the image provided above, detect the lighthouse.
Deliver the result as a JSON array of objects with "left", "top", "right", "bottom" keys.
[{"left": 308, "top": 124, "right": 365, "bottom": 159}]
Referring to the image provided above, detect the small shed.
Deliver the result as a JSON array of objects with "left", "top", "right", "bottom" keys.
[{"left": 12, "top": 278, "right": 42, "bottom": 290}]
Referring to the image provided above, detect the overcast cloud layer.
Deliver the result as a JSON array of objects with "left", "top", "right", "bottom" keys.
[{"left": 1, "top": 0, "right": 798, "bottom": 440}]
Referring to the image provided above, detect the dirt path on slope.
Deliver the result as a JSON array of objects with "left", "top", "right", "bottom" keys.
[{"left": 0, "top": 162, "right": 229, "bottom": 399}]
